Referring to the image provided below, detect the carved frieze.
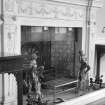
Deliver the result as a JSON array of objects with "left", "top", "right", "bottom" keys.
[
  {"left": 3, "top": 0, "right": 85, "bottom": 21},
  {"left": 17, "top": 1, "right": 84, "bottom": 20},
  {"left": 4, "top": 0, "right": 104, "bottom": 22},
  {"left": 4, "top": 0, "right": 84, "bottom": 21}
]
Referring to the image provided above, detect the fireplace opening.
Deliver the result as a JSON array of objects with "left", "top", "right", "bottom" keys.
[{"left": 21, "top": 26, "right": 82, "bottom": 104}]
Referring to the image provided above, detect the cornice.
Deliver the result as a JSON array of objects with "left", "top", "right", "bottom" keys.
[
  {"left": 15, "top": 0, "right": 105, "bottom": 8},
  {"left": 46, "top": 0, "right": 105, "bottom": 8},
  {"left": 46, "top": 0, "right": 88, "bottom": 6}
]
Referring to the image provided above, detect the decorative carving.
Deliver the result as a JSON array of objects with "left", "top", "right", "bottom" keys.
[
  {"left": 18, "top": 1, "right": 32, "bottom": 15},
  {"left": 4, "top": 0, "right": 16, "bottom": 13},
  {"left": 4, "top": 25, "right": 17, "bottom": 56},
  {"left": 17, "top": 1, "right": 84, "bottom": 20},
  {"left": 4, "top": 0, "right": 84, "bottom": 20},
  {"left": 3, "top": 15, "right": 17, "bottom": 24}
]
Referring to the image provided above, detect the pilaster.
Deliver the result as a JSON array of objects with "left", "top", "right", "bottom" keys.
[
  {"left": 0, "top": 0, "right": 21, "bottom": 105},
  {"left": 88, "top": 7, "right": 97, "bottom": 79}
]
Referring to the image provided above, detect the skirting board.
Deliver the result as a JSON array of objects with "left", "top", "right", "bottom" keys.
[{"left": 57, "top": 88, "right": 105, "bottom": 105}]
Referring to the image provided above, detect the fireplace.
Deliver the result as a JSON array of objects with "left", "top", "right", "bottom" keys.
[{"left": 21, "top": 26, "right": 82, "bottom": 104}]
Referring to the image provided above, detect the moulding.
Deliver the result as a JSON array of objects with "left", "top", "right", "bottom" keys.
[
  {"left": 46, "top": 0, "right": 105, "bottom": 7},
  {"left": 46, "top": 0, "right": 88, "bottom": 6}
]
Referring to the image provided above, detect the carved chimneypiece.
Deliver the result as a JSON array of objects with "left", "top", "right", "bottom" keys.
[{"left": 0, "top": 55, "right": 25, "bottom": 105}]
